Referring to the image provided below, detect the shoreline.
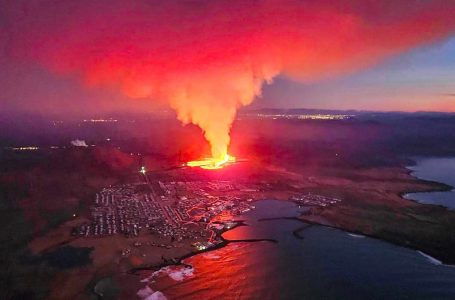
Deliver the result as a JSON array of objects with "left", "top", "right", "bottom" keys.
[
  {"left": 298, "top": 161, "right": 455, "bottom": 265},
  {"left": 260, "top": 207, "right": 455, "bottom": 268},
  {"left": 417, "top": 250, "right": 455, "bottom": 267},
  {"left": 131, "top": 173, "right": 455, "bottom": 278},
  {"left": 297, "top": 215, "right": 455, "bottom": 266},
  {"left": 399, "top": 168, "right": 453, "bottom": 199}
]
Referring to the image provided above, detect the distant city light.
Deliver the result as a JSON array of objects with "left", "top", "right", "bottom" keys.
[
  {"left": 83, "top": 119, "right": 118, "bottom": 123},
  {"left": 254, "top": 113, "right": 354, "bottom": 120},
  {"left": 10, "top": 146, "right": 39, "bottom": 151}
]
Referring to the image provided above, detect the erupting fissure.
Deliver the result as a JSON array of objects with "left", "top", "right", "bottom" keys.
[{"left": 187, "top": 154, "right": 236, "bottom": 170}]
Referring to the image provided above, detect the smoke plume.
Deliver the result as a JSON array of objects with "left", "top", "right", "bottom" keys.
[
  {"left": 3, "top": 0, "right": 455, "bottom": 159},
  {"left": 70, "top": 139, "right": 88, "bottom": 147}
]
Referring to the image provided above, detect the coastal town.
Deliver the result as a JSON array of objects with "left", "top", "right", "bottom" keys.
[
  {"left": 72, "top": 173, "right": 260, "bottom": 249},
  {"left": 73, "top": 169, "right": 343, "bottom": 253}
]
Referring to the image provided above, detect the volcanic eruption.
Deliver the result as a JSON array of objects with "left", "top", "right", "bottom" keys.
[{"left": 4, "top": 0, "right": 455, "bottom": 169}]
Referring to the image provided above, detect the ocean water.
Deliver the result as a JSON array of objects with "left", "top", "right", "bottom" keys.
[
  {"left": 405, "top": 157, "right": 455, "bottom": 209},
  {"left": 142, "top": 200, "right": 455, "bottom": 300}
]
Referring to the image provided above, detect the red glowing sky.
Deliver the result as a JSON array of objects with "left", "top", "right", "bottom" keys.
[{"left": 1, "top": 0, "right": 455, "bottom": 115}]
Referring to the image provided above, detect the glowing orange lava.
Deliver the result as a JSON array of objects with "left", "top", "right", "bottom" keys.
[{"left": 187, "top": 154, "right": 236, "bottom": 170}]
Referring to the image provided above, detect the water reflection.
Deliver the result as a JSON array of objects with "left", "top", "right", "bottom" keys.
[{"left": 148, "top": 200, "right": 455, "bottom": 300}]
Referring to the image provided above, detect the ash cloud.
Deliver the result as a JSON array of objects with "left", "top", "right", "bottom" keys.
[{"left": 2, "top": 0, "right": 455, "bottom": 158}]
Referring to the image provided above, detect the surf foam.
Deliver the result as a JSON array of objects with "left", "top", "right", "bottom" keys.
[
  {"left": 417, "top": 251, "right": 443, "bottom": 265},
  {"left": 137, "top": 286, "right": 167, "bottom": 300}
]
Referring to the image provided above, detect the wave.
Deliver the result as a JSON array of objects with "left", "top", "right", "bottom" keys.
[
  {"left": 138, "top": 265, "right": 194, "bottom": 300},
  {"left": 137, "top": 286, "right": 167, "bottom": 300},
  {"left": 347, "top": 233, "right": 365, "bottom": 238},
  {"left": 141, "top": 265, "right": 195, "bottom": 283},
  {"left": 166, "top": 266, "right": 194, "bottom": 281},
  {"left": 417, "top": 251, "right": 443, "bottom": 265}
]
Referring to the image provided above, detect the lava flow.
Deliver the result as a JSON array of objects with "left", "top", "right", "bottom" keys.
[{"left": 187, "top": 154, "right": 236, "bottom": 170}]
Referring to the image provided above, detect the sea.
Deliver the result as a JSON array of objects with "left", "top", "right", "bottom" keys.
[
  {"left": 139, "top": 197, "right": 455, "bottom": 300},
  {"left": 404, "top": 157, "right": 455, "bottom": 209}
]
